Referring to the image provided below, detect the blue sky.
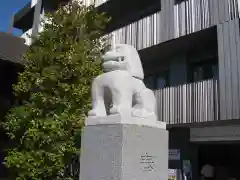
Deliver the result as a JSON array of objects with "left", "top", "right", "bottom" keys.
[{"left": 0, "top": 0, "right": 29, "bottom": 36}]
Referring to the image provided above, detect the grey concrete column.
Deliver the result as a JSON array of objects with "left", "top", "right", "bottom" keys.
[
  {"left": 32, "top": 0, "right": 43, "bottom": 37},
  {"left": 217, "top": 19, "right": 240, "bottom": 120}
]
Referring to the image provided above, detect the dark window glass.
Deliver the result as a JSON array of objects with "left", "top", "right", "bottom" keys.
[
  {"left": 145, "top": 70, "right": 169, "bottom": 90},
  {"left": 144, "top": 76, "right": 155, "bottom": 89},
  {"left": 188, "top": 57, "right": 218, "bottom": 82},
  {"left": 175, "top": 0, "right": 188, "bottom": 5},
  {"left": 156, "top": 75, "right": 168, "bottom": 89}
]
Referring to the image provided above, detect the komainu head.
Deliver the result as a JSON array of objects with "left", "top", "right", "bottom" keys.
[{"left": 102, "top": 44, "right": 144, "bottom": 80}]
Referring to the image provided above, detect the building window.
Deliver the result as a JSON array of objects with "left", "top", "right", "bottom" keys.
[
  {"left": 145, "top": 70, "right": 169, "bottom": 90},
  {"left": 144, "top": 76, "right": 155, "bottom": 89},
  {"left": 188, "top": 57, "right": 218, "bottom": 82},
  {"left": 156, "top": 74, "right": 168, "bottom": 89}
]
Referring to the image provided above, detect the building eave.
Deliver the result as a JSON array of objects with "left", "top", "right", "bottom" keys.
[
  {"left": 13, "top": 2, "right": 34, "bottom": 32},
  {"left": 96, "top": 0, "right": 161, "bottom": 33},
  {"left": 0, "top": 32, "right": 28, "bottom": 65}
]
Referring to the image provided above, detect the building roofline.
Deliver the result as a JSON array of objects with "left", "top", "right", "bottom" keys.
[{"left": 0, "top": 32, "right": 28, "bottom": 65}]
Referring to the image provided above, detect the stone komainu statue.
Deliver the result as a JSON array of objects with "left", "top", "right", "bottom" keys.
[{"left": 88, "top": 44, "right": 157, "bottom": 118}]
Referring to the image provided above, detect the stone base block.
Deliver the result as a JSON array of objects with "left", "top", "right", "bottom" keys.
[{"left": 80, "top": 115, "right": 168, "bottom": 180}]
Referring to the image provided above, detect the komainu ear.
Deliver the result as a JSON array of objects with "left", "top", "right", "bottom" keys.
[{"left": 115, "top": 44, "right": 144, "bottom": 80}]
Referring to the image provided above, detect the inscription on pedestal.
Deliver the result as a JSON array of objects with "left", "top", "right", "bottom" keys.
[{"left": 140, "top": 152, "right": 156, "bottom": 172}]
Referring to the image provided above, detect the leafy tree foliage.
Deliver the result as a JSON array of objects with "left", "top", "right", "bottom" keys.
[{"left": 2, "top": 1, "right": 109, "bottom": 179}]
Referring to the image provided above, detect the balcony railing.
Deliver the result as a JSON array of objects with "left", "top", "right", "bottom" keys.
[
  {"left": 107, "top": 0, "right": 240, "bottom": 51},
  {"left": 154, "top": 79, "right": 219, "bottom": 125}
]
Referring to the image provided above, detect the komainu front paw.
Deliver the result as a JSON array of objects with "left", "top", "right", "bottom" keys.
[
  {"left": 88, "top": 109, "right": 97, "bottom": 116},
  {"left": 109, "top": 106, "right": 119, "bottom": 115},
  {"left": 109, "top": 106, "right": 132, "bottom": 116},
  {"left": 88, "top": 108, "right": 107, "bottom": 117},
  {"left": 132, "top": 108, "right": 154, "bottom": 118}
]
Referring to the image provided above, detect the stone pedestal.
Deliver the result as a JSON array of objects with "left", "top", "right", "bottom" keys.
[{"left": 79, "top": 115, "right": 168, "bottom": 180}]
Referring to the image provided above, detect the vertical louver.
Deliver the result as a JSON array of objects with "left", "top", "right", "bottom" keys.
[{"left": 107, "top": 0, "right": 240, "bottom": 51}]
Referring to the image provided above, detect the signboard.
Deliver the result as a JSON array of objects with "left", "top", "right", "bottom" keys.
[
  {"left": 190, "top": 125, "right": 240, "bottom": 142},
  {"left": 169, "top": 149, "right": 180, "bottom": 160},
  {"left": 168, "top": 169, "right": 177, "bottom": 180}
]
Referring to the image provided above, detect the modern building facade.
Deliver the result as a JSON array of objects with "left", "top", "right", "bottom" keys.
[{"left": 13, "top": 0, "right": 240, "bottom": 179}]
